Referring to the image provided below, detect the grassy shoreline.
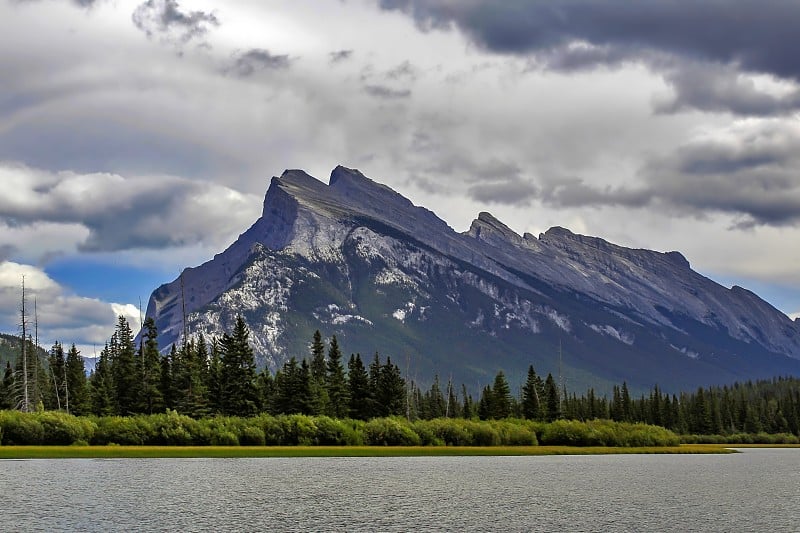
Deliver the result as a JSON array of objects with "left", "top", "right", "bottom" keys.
[{"left": 0, "top": 444, "right": 741, "bottom": 459}]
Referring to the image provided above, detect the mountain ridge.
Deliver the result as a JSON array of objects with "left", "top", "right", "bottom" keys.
[{"left": 142, "top": 166, "right": 800, "bottom": 393}]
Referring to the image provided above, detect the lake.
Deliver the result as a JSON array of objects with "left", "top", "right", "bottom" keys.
[{"left": 1, "top": 448, "right": 798, "bottom": 531}]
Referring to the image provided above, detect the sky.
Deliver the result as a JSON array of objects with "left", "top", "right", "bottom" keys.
[{"left": 2, "top": 0, "right": 800, "bottom": 357}]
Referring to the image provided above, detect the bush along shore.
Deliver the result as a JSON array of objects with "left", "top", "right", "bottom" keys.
[{"left": 0, "top": 410, "right": 682, "bottom": 448}]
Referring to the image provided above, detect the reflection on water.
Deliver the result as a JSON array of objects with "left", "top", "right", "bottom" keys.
[{"left": 1, "top": 449, "right": 799, "bottom": 532}]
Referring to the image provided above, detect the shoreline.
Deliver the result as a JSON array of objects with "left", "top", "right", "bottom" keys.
[{"left": 0, "top": 444, "right": 748, "bottom": 459}]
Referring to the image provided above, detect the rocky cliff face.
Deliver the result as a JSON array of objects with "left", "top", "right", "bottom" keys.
[{"left": 143, "top": 166, "right": 800, "bottom": 392}]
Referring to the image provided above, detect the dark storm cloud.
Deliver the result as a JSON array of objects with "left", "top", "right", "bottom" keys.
[
  {"left": 654, "top": 62, "right": 800, "bottom": 116},
  {"left": 224, "top": 49, "right": 292, "bottom": 77},
  {"left": 378, "top": 0, "right": 800, "bottom": 78},
  {"left": 329, "top": 50, "right": 353, "bottom": 63},
  {"left": 379, "top": 0, "right": 800, "bottom": 116},
  {"left": 132, "top": 0, "right": 219, "bottom": 44},
  {"left": 529, "top": 120, "right": 800, "bottom": 227},
  {"left": 363, "top": 84, "right": 411, "bottom": 99}
]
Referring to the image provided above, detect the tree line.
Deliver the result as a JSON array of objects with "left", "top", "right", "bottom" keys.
[{"left": 3, "top": 314, "right": 800, "bottom": 438}]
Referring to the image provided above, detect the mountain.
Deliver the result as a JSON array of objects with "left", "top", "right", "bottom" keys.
[{"left": 142, "top": 166, "right": 800, "bottom": 393}]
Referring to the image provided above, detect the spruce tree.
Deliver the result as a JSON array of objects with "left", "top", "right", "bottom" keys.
[
  {"left": 374, "top": 356, "right": 405, "bottom": 417},
  {"left": 309, "top": 330, "right": 329, "bottom": 415},
  {"left": 544, "top": 373, "right": 561, "bottom": 422},
  {"left": 325, "top": 335, "right": 349, "bottom": 419},
  {"left": 47, "top": 342, "right": 67, "bottom": 410},
  {"left": 490, "top": 371, "right": 512, "bottom": 419},
  {"left": 220, "top": 316, "right": 260, "bottom": 417},
  {"left": 65, "top": 344, "right": 89, "bottom": 415},
  {"left": 206, "top": 338, "right": 224, "bottom": 414},
  {"left": 521, "top": 365, "right": 541, "bottom": 420},
  {"left": 347, "top": 353, "right": 372, "bottom": 420},
  {"left": 90, "top": 344, "right": 116, "bottom": 416},
  {"left": 137, "top": 318, "right": 164, "bottom": 414},
  {"left": 110, "top": 316, "right": 139, "bottom": 415},
  {"left": 1, "top": 361, "right": 14, "bottom": 410}
]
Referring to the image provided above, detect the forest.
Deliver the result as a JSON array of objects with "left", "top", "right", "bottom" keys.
[{"left": 2, "top": 315, "right": 800, "bottom": 446}]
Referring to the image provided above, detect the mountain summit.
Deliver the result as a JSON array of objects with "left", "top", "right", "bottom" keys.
[{"left": 143, "top": 166, "right": 800, "bottom": 392}]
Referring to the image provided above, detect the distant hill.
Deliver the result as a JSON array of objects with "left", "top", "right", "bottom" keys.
[
  {"left": 0, "top": 333, "right": 49, "bottom": 368},
  {"left": 142, "top": 166, "right": 800, "bottom": 394}
]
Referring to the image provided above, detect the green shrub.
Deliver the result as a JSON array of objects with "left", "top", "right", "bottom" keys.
[
  {"left": 258, "top": 415, "right": 287, "bottom": 445},
  {"left": 37, "top": 411, "right": 96, "bottom": 445},
  {"left": 0, "top": 411, "right": 44, "bottom": 445},
  {"left": 92, "top": 416, "right": 155, "bottom": 445},
  {"left": 491, "top": 420, "right": 538, "bottom": 446},
  {"left": 240, "top": 426, "right": 266, "bottom": 446},
  {"left": 363, "top": 418, "right": 421, "bottom": 446}
]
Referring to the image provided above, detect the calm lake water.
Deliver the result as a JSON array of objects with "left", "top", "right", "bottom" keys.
[{"left": 1, "top": 449, "right": 799, "bottom": 532}]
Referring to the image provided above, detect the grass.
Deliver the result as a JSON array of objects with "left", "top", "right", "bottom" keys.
[{"left": 0, "top": 444, "right": 736, "bottom": 459}]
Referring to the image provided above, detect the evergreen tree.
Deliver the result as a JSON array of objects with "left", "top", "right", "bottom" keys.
[
  {"left": 90, "top": 344, "right": 116, "bottom": 416},
  {"left": 64, "top": 344, "right": 89, "bottom": 416},
  {"left": 47, "top": 342, "right": 67, "bottom": 410},
  {"left": 272, "top": 357, "right": 313, "bottom": 414},
  {"left": 136, "top": 318, "right": 164, "bottom": 414},
  {"left": 521, "top": 365, "right": 541, "bottom": 420},
  {"left": 374, "top": 356, "right": 405, "bottom": 417},
  {"left": 1, "top": 361, "right": 14, "bottom": 409},
  {"left": 425, "top": 375, "right": 446, "bottom": 419},
  {"left": 477, "top": 385, "right": 493, "bottom": 420},
  {"left": 160, "top": 345, "right": 176, "bottom": 411},
  {"left": 544, "top": 373, "right": 561, "bottom": 422},
  {"left": 491, "top": 371, "right": 512, "bottom": 419},
  {"left": 219, "top": 316, "right": 259, "bottom": 416},
  {"left": 461, "top": 384, "right": 473, "bottom": 419},
  {"left": 110, "top": 316, "right": 139, "bottom": 415},
  {"left": 347, "top": 353, "right": 372, "bottom": 420},
  {"left": 309, "top": 330, "right": 329, "bottom": 415},
  {"left": 206, "top": 338, "right": 224, "bottom": 414},
  {"left": 325, "top": 335, "right": 349, "bottom": 418}
]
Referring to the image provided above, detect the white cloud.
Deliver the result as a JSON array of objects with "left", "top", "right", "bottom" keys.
[{"left": 0, "top": 260, "right": 137, "bottom": 347}]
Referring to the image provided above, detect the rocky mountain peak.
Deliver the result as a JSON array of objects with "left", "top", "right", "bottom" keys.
[
  {"left": 466, "top": 212, "right": 524, "bottom": 247},
  {"left": 143, "top": 165, "right": 800, "bottom": 393}
]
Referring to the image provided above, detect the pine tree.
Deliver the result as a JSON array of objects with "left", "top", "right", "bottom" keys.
[
  {"left": 521, "top": 365, "right": 541, "bottom": 420},
  {"left": 461, "top": 384, "right": 473, "bottom": 419},
  {"left": 206, "top": 338, "right": 223, "bottom": 414},
  {"left": 490, "top": 371, "right": 512, "bottom": 419},
  {"left": 47, "top": 342, "right": 66, "bottom": 410},
  {"left": 425, "top": 375, "right": 446, "bottom": 419},
  {"left": 544, "top": 373, "right": 561, "bottom": 422},
  {"left": 137, "top": 318, "right": 164, "bottom": 414},
  {"left": 347, "top": 353, "right": 372, "bottom": 420},
  {"left": 219, "top": 316, "right": 259, "bottom": 417},
  {"left": 65, "top": 344, "right": 89, "bottom": 415},
  {"left": 110, "top": 316, "right": 139, "bottom": 415},
  {"left": 374, "top": 356, "right": 405, "bottom": 417},
  {"left": 90, "top": 344, "right": 116, "bottom": 416},
  {"left": 309, "top": 330, "right": 329, "bottom": 415},
  {"left": 1, "top": 361, "right": 14, "bottom": 409},
  {"left": 325, "top": 335, "right": 349, "bottom": 418}
]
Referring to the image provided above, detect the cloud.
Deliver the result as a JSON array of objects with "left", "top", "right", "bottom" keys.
[
  {"left": 378, "top": 1, "right": 800, "bottom": 77},
  {"left": 0, "top": 162, "right": 261, "bottom": 254},
  {"left": 378, "top": 0, "right": 800, "bottom": 116},
  {"left": 0, "top": 260, "right": 138, "bottom": 345},
  {"left": 654, "top": 61, "right": 800, "bottom": 116},
  {"left": 364, "top": 84, "right": 412, "bottom": 99},
  {"left": 132, "top": 0, "right": 219, "bottom": 45},
  {"left": 529, "top": 120, "right": 800, "bottom": 228},
  {"left": 329, "top": 50, "right": 353, "bottom": 63},
  {"left": 223, "top": 49, "right": 292, "bottom": 77}
]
